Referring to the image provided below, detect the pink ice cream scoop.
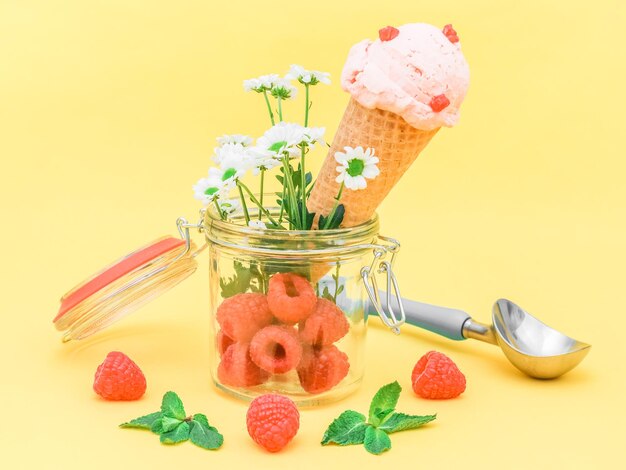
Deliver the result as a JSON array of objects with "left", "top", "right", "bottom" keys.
[
  {"left": 307, "top": 23, "right": 470, "bottom": 228},
  {"left": 341, "top": 23, "right": 470, "bottom": 131}
]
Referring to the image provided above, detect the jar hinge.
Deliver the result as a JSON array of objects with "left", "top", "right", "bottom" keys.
[
  {"left": 361, "top": 235, "right": 406, "bottom": 335},
  {"left": 176, "top": 209, "right": 208, "bottom": 258}
]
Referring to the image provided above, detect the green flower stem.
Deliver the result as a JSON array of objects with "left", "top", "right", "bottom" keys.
[
  {"left": 213, "top": 199, "right": 225, "bottom": 221},
  {"left": 237, "top": 181, "right": 281, "bottom": 227},
  {"left": 300, "top": 147, "right": 307, "bottom": 226},
  {"left": 333, "top": 262, "right": 341, "bottom": 302},
  {"left": 304, "top": 83, "right": 310, "bottom": 126},
  {"left": 258, "top": 169, "right": 265, "bottom": 220},
  {"left": 322, "top": 182, "right": 345, "bottom": 229},
  {"left": 302, "top": 83, "right": 311, "bottom": 224},
  {"left": 262, "top": 90, "right": 275, "bottom": 126},
  {"left": 277, "top": 97, "right": 283, "bottom": 121},
  {"left": 278, "top": 181, "right": 287, "bottom": 225},
  {"left": 237, "top": 183, "right": 250, "bottom": 225},
  {"left": 282, "top": 157, "right": 301, "bottom": 228}
]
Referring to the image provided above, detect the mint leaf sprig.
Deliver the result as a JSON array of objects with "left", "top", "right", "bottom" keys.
[
  {"left": 321, "top": 381, "right": 436, "bottom": 455},
  {"left": 120, "top": 391, "right": 224, "bottom": 450}
]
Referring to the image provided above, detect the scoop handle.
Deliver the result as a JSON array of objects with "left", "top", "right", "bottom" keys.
[{"left": 368, "top": 295, "right": 470, "bottom": 341}]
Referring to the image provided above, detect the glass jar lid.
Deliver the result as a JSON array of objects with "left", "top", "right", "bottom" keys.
[{"left": 54, "top": 220, "right": 201, "bottom": 342}]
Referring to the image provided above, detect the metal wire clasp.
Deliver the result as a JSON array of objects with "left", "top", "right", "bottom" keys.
[
  {"left": 175, "top": 209, "right": 207, "bottom": 258},
  {"left": 361, "top": 235, "right": 405, "bottom": 335}
]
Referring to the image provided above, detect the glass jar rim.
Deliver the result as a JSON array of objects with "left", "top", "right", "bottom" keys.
[
  {"left": 205, "top": 200, "right": 379, "bottom": 238},
  {"left": 203, "top": 195, "right": 380, "bottom": 256}
]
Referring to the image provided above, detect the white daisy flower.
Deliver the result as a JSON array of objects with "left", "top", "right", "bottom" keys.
[
  {"left": 247, "top": 145, "right": 282, "bottom": 175},
  {"left": 256, "top": 122, "right": 307, "bottom": 159},
  {"left": 193, "top": 177, "right": 218, "bottom": 204},
  {"left": 270, "top": 78, "right": 297, "bottom": 100},
  {"left": 286, "top": 64, "right": 331, "bottom": 86},
  {"left": 208, "top": 166, "right": 239, "bottom": 189},
  {"left": 302, "top": 126, "right": 326, "bottom": 146},
  {"left": 216, "top": 134, "right": 253, "bottom": 147},
  {"left": 218, "top": 198, "right": 241, "bottom": 215},
  {"left": 243, "top": 74, "right": 280, "bottom": 93},
  {"left": 248, "top": 220, "right": 267, "bottom": 229},
  {"left": 213, "top": 143, "right": 254, "bottom": 177},
  {"left": 334, "top": 146, "right": 380, "bottom": 190},
  {"left": 193, "top": 168, "right": 234, "bottom": 205}
]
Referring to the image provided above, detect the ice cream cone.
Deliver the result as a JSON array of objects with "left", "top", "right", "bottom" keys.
[{"left": 307, "top": 98, "right": 439, "bottom": 227}]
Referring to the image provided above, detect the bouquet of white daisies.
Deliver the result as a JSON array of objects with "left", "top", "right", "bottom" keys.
[{"left": 193, "top": 65, "right": 379, "bottom": 230}]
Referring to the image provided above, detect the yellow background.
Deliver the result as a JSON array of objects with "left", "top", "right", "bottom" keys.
[{"left": 1, "top": 0, "right": 624, "bottom": 468}]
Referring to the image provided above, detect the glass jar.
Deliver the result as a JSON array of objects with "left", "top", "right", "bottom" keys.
[
  {"left": 53, "top": 198, "right": 405, "bottom": 406},
  {"left": 204, "top": 202, "right": 398, "bottom": 406}
]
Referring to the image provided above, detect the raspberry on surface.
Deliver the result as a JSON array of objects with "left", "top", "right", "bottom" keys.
[
  {"left": 93, "top": 351, "right": 146, "bottom": 401},
  {"left": 443, "top": 24, "right": 459, "bottom": 43},
  {"left": 216, "top": 293, "right": 273, "bottom": 342},
  {"left": 411, "top": 351, "right": 466, "bottom": 399},
  {"left": 218, "top": 343, "right": 270, "bottom": 388},
  {"left": 379, "top": 25, "right": 400, "bottom": 42},
  {"left": 429, "top": 94, "right": 451, "bottom": 112},
  {"left": 246, "top": 394, "right": 300, "bottom": 452},
  {"left": 267, "top": 273, "right": 317, "bottom": 324},
  {"left": 216, "top": 330, "right": 235, "bottom": 357},
  {"left": 249, "top": 325, "right": 303, "bottom": 374},
  {"left": 299, "top": 298, "right": 349, "bottom": 346},
  {"left": 297, "top": 344, "right": 350, "bottom": 394}
]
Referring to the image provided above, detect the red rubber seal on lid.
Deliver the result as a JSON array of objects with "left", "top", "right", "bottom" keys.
[{"left": 54, "top": 237, "right": 185, "bottom": 322}]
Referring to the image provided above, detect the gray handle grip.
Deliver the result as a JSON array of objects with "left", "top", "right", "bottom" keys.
[{"left": 368, "top": 295, "right": 470, "bottom": 341}]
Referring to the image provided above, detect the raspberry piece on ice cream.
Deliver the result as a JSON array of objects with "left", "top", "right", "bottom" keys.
[
  {"left": 429, "top": 94, "right": 450, "bottom": 112},
  {"left": 379, "top": 26, "right": 400, "bottom": 42},
  {"left": 442, "top": 24, "right": 459, "bottom": 43}
]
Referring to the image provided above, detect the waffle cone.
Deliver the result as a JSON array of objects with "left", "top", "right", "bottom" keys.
[{"left": 308, "top": 98, "right": 439, "bottom": 227}]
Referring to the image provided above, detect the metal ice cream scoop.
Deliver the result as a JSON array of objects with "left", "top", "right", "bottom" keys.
[{"left": 368, "top": 296, "right": 591, "bottom": 379}]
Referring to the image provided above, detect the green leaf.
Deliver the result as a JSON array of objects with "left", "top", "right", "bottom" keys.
[
  {"left": 120, "top": 412, "right": 162, "bottom": 430},
  {"left": 219, "top": 260, "right": 253, "bottom": 298},
  {"left": 119, "top": 392, "right": 225, "bottom": 452},
  {"left": 377, "top": 413, "right": 437, "bottom": 434},
  {"left": 291, "top": 168, "right": 301, "bottom": 187},
  {"left": 318, "top": 204, "right": 345, "bottom": 230},
  {"left": 296, "top": 201, "right": 315, "bottom": 230},
  {"left": 306, "top": 181, "right": 315, "bottom": 197},
  {"left": 161, "top": 391, "right": 186, "bottom": 420},
  {"left": 151, "top": 418, "right": 164, "bottom": 434},
  {"left": 161, "top": 416, "right": 183, "bottom": 433},
  {"left": 368, "top": 381, "right": 402, "bottom": 426},
  {"left": 160, "top": 421, "right": 191, "bottom": 445},
  {"left": 363, "top": 426, "right": 391, "bottom": 455},
  {"left": 373, "top": 408, "right": 395, "bottom": 425},
  {"left": 191, "top": 413, "right": 210, "bottom": 427},
  {"left": 321, "top": 286, "right": 333, "bottom": 302},
  {"left": 189, "top": 414, "right": 224, "bottom": 450},
  {"left": 321, "top": 410, "right": 369, "bottom": 446}
]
